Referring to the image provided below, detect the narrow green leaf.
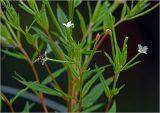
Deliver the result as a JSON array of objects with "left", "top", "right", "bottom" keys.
[
  {"left": 83, "top": 64, "right": 111, "bottom": 81},
  {"left": 121, "top": 36, "right": 128, "bottom": 66},
  {"left": 10, "top": 87, "right": 29, "bottom": 104},
  {"left": 109, "top": 100, "right": 116, "bottom": 113},
  {"left": 76, "top": 10, "right": 87, "bottom": 35},
  {"left": 83, "top": 103, "right": 104, "bottom": 112},
  {"left": 83, "top": 77, "right": 113, "bottom": 108},
  {"left": 99, "top": 71, "right": 110, "bottom": 97},
  {"left": 1, "top": 49, "right": 25, "bottom": 60},
  {"left": 92, "top": 1, "right": 102, "bottom": 23},
  {"left": 82, "top": 69, "right": 104, "bottom": 97},
  {"left": 104, "top": 51, "right": 114, "bottom": 66},
  {"left": 103, "top": 5, "right": 112, "bottom": 31},
  {"left": 46, "top": 1, "right": 65, "bottom": 38},
  {"left": 121, "top": 2, "right": 127, "bottom": 18},
  {"left": 18, "top": 1, "right": 35, "bottom": 15},
  {"left": 29, "top": 82, "right": 62, "bottom": 97},
  {"left": 42, "top": 67, "right": 66, "bottom": 85},
  {"left": 22, "top": 101, "right": 34, "bottom": 113},
  {"left": 123, "top": 61, "right": 141, "bottom": 71}
]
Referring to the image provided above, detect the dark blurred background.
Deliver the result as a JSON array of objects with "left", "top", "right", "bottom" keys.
[{"left": 1, "top": 1, "right": 159, "bottom": 112}]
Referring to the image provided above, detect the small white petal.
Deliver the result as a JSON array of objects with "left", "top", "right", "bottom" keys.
[{"left": 138, "top": 44, "right": 148, "bottom": 54}]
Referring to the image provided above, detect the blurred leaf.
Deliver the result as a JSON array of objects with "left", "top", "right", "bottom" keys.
[
  {"left": 42, "top": 67, "right": 66, "bottom": 85},
  {"left": 82, "top": 77, "right": 113, "bottom": 109},
  {"left": 4, "top": 2, "right": 20, "bottom": 27},
  {"left": 1, "top": 49, "right": 25, "bottom": 60},
  {"left": 76, "top": 10, "right": 87, "bottom": 35},
  {"left": 10, "top": 87, "right": 29, "bottom": 104},
  {"left": 27, "top": 0, "right": 38, "bottom": 12},
  {"left": 108, "top": 100, "right": 116, "bottom": 113},
  {"left": 56, "top": 4, "right": 68, "bottom": 37},
  {"left": 92, "top": 1, "right": 102, "bottom": 23},
  {"left": 0, "top": 94, "right": 2, "bottom": 112},
  {"left": 83, "top": 103, "right": 104, "bottom": 112},
  {"left": 22, "top": 101, "right": 34, "bottom": 113},
  {"left": 103, "top": 6, "right": 112, "bottom": 31},
  {"left": 74, "top": 0, "right": 82, "bottom": 8},
  {"left": 0, "top": 23, "right": 15, "bottom": 47},
  {"left": 57, "top": 5, "right": 68, "bottom": 24},
  {"left": 82, "top": 69, "right": 104, "bottom": 97}
]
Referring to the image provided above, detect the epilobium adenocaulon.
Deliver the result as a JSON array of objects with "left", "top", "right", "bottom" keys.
[
  {"left": 63, "top": 21, "right": 74, "bottom": 28},
  {"left": 138, "top": 44, "right": 148, "bottom": 54}
]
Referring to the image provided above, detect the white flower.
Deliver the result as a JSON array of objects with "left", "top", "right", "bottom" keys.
[
  {"left": 138, "top": 44, "right": 148, "bottom": 54},
  {"left": 63, "top": 21, "right": 74, "bottom": 28}
]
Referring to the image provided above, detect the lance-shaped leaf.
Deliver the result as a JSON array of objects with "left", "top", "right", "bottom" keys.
[
  {"left": 22, "top": 101, "right": 34, "bottom": 113},
  {"left": 74, "top": 0, "right": 82, "bottom": 8},
  {"left": 42, "top": 67, "right": 66, "bottom": 85},
  {"left": 10, "top": 87, "right": 29, "bottom": 104},
  {"left": 82, "top": 77, "right": 113, "bottom": 109},
  {"left": 120, "top": 36, "right": 128, "bottom": 66},
  {"left": 76, "top": 10, "right": 87, "bottom": 35},
  {"left": 82, "top": 68, "right": 104, "bottom": 97},
  {"left": 83, "top": 103, "right": 104, "bottom": 112},
  {"left": 1, "top": 49, "right": 25, "bottom": 60},
  {"left": 13, "top": 74, "right": 62, "bottom": 97},
  {"left": 109, "top": 100, "right": 116, "bottom": 113},
  {"left": 99, "top": 73, "right": 111, "bottom": 97}
]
